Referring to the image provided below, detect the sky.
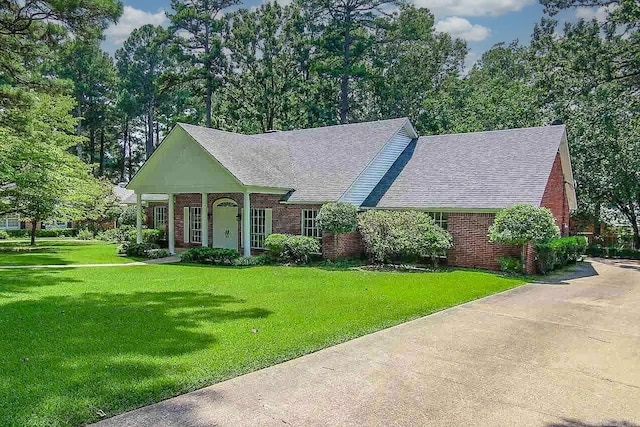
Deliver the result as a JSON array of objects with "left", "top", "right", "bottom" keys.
[{"left": 102, "top": 0, "right": 603, "bottom": 67}]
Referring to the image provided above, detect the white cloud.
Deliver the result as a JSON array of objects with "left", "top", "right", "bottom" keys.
[
  {"left": 104, "top": 6, "right": 168, "bottom": 46},
  {"left": 435, "top": 16, "right": 491, "bottom": 42},
  {"left": 575, "top": 5, "right": 616, "bottom": 23},
  {"left": 412, "top": 0, "right": 534, "bottom": 17}
]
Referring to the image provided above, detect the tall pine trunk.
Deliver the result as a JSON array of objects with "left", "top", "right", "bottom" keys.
[
  {"left": 146, "top": 106, "right": 154, "bottom": 159},
  {"left": 120, "top": 120, "right": 128, "bottom": 182},
  {"left": 99, "top": 127, "right": 105, "bottom": 177},
  {"left": 339, "top": 22, "right": 352, "bottom": 124}
]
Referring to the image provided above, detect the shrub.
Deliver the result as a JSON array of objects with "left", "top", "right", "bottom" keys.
[
  {"left": 586, "top": 245, "right": 640, "bottom": 260},
  {"left": 264, "top": 234, "right": 320, "bottom": 264},
  {"left": 123, "top": 242, "right": 160, "bottom": 258},
  {"left": 535, "top": 236, "right": 588, "bottom": 274},
  {"left": 180, "top": 247, "right": 240, "bottom": 265},
  {"left": 4, "top": 228, "right": 78, "bottom": 239},
  {"left": 76, "top": 229, "right": 94, "bottom": 240},
  {"left": 127, "top": 228, "right": 164, "bottom": 244},
  {"left": 285, "top": 235, "right": 320, "bottom": 264},
  {"left": 146, "top": 249, "right": 170, "bottom": 259},
  {"left": 317, "top": 202, "right": 359, "bottom": 260},
  {"left": 0, "top": 230, "right": 8, "bottom": 239},
  {"left": 357, "top": 210, "right": 452, "bottom": 263},
  {"left": 119, "top": 205, "right": 140, "bottom": 226},
  {"left": 264, "top": 234, "right": 288, "bottom": 259},
  {"left": 96, "top": 226, "right": 134, "bottom": 243},
  {"left": 489, "top": 204, "right": 560, "bottom": 266},
  {"left": 497, "top": 256, "right": 522, "bottom": 274},
  {"left": 233, "top": 255, "right": 270, "bottom": 266}
]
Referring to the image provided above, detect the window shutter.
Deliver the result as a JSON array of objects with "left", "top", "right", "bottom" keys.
[
  {"left": 183, "top": 207, "right": 190, "bottom": 243},
  {"left": 265, "top": 208, "right": 272, "bottom": 237}
]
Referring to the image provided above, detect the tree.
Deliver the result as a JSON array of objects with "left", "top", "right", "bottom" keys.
[
  {"left": 303, "top": 0, "right": 401, "bottom": 124},
  {"left": 57, "top": 40, "right": 117, "bottom": 164},
  {"left": 116, "top": 25, "right": 170, "bottom": 158},
  {"left": 168, "top": 0, "right": 241, "bottom": 128},
  {"left": 0, "top": 93, "right": 106, "bottom": 245},
  {"left": 367, "top": 5, "right": 466, "bottom": 125},
  {"left": 488, "top": 204, "right": 560, "bottom": 267},
  {"left": 317, "top": 202, "right": 358, "bottom": 259}
]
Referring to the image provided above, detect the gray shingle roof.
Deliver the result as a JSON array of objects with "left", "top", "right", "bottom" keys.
[
  {"left": 365, "top": 125, "right": 567, "bottom": 210},
  {"left": 179, "top": 118, "right": 409, "bottom": 203}
]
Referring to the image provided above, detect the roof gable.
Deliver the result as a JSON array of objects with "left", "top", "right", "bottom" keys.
[{"left": 128, "top": 126, "right": 244, "bottom": 194}]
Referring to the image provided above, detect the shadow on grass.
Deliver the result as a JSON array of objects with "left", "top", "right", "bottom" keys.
[
  {"left": 0, "top": 269, "right": 83, "bottom": 297},
  {"left": 0, "top": 285, "right": 272, "bottom": 426},
  {"left": 547, "top": 419, "right": 640, "bottom": 427}
]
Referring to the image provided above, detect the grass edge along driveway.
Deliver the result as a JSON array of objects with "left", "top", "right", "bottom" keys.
[{"left": 0, "top": 263, "right": 527, "bottom": 427}]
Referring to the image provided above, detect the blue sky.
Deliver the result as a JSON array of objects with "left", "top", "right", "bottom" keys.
[{"left": 103, "top": 0, "right": 595, "bottom": 67}]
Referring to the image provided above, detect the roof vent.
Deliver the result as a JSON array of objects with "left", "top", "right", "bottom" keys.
[{"left": 551, "top": 119, "right": 564, "bottom": 126}]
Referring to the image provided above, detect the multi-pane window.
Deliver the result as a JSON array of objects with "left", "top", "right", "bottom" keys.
[
  {"left": 0, "top": 214, "right": 20, "bottom": 230},
  {"left": 251, "top": 208, "right": 266, "bottom": 249},
  {"left": 190, "top": 207, "right": 202, "bottom": 243},
  {"left": 154, "top": 206, "right": 167, "bottom": 230},
  {"left": 427, "top": 212, "right": 448, "bottom": 230},
  {"left": 301, "top": 209, "right": 321, "bottom": 240}
]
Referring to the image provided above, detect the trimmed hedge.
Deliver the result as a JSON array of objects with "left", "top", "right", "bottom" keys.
[
  {"left": 126, "top": 228, "right": 165, "bottom": 245},
  {"left": 264, "top": 234, "right": 320, "bottom": 264},
  {"left": 180, "top": 247, "right": 240, "bottom": 265},
  {"left": 586, "top": 246, "right": 640, "bottom": 260},
  {"left": 535, "top": 236, "right": 588, "bottom": 274},
  {"left": 121, "top": 242, "right": 161, "bottom": 258},
  {"left": 3, "top": 228, "right": 78, "bottom": 238}
]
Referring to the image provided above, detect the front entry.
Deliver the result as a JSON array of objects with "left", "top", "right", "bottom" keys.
[{"left": 212, "top": 198, "right": 239, "bottom": 250}]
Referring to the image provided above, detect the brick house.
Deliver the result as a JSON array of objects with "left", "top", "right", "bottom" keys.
[{"left": 127, "top": 118, "right": 576, "bottom": 271}]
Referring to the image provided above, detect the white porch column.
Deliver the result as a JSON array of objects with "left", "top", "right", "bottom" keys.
[
  {"left": 201, "top": 193, "right": 209, "bottom": 247},
  {"left": 243, "top": 191, "right": 251, "bottom": 256},
  {"left": 135, "top": 193, "right": 143, "bottom": 244},
  {"left": 168, "top": 194, "right": 175, "bottom": 254}
]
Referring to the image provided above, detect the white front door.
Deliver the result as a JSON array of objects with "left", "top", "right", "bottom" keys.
[{"left": 212, "top": 199, "right": 239, "bottom": 250}]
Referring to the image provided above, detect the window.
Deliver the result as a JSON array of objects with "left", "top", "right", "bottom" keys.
[
  {"left": 154, "top": 206, "right": 167, "bottom": 229},
  {"left": 301, "top": 209, "right": 321, "bottom": 240},
  {"left": 251, "top": 208, "right": 266, "bottom": 249},
  {"left": 190, "top": 207, "right": 202, "bottom": 243},
  {"left": 427, "top": 212, "right": 448, "bottom": 230},
  {"left": 45, "top": 220, "right": 68, "bottom": 229},
  {"left": 0, "top": 214, "right": 20, "bottom": 230}
]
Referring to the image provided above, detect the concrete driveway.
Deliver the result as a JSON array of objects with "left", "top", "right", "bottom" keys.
[{"left": 96, "top": 259, "right": 640, "bottom": 427}]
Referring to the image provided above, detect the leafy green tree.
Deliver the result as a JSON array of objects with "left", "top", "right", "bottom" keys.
[
  {"left": 0, "top": 93, "right": 107, "bottom": 245},
  {"left": 168, "top": 0, "right": 240, "bottom": 128},
  {"left": 489, "top": 204, "right": 560, "bottom": 267},
  {"left": 367, "top": 5, "right": 466, "bottom": 125}
]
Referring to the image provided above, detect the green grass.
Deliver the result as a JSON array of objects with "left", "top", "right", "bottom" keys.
[
  {"left": 0, "top": 240, "right": 137, "bottom": 266},
  {"left": 0, "top": 262, "right": 527, "bottom": 426}
]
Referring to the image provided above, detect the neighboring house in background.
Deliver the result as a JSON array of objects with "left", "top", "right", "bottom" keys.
[
  {"left": 112, "top": 184, "right": 168, "bottom": 230},
  {"left": 127, "top": 117, "right": 577, "bottom": 271}
]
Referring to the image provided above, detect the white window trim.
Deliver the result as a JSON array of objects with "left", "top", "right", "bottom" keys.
[
  {"left": 0, "top": 213, "right": 20, "bottom": 230},
  {"left": 251, "top": 208, "right": 266, "bottom": 249},
  {"left": 154, "top": 206, "right": 167, "bottom": 230},
  {"left": 301, "top": 209, "right": 322, "bottom": 240},
  {"left": 190, "top": 207, "right": 202, "bottom": 243}
]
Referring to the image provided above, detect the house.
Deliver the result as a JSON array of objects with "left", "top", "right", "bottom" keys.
[{"left": 127, "top": 117, "right": 577, "bottom": 270}]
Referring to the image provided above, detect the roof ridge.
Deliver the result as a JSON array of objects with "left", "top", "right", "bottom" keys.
[
  {"left": 419, "top": 124, "right": 565, "bottom": 140},
  {"left": 255, "top": 117, "right": 410, "bottom": 136}
]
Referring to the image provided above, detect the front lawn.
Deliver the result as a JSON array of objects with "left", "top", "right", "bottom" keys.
[
  {"left": 0, "top": 240, "right": 136, "bottom": 266},
  {"left": 0, "top": 263, "right": 526, "bottom": 426}
]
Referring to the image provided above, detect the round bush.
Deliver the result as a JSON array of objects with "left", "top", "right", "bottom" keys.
[
  {"left": 317, "top": 202, "right": 358, "bottom": 234},
  {"left": 264, "top": 234, "right": 288, "bottom": 259},
  {"left": 0, "top": 230, "right": 9, "bottom": 240}
]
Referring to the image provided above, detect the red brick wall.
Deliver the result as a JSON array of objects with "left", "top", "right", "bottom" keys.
[
  {"left": 322, "top": 231, "right": 365, "bottom": 260},
  {"left": 540, "top": 152, "right": 570, "bottom": 236},
  {"left": 447, "top": 213, "right": 522, "bottom": 271}
]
